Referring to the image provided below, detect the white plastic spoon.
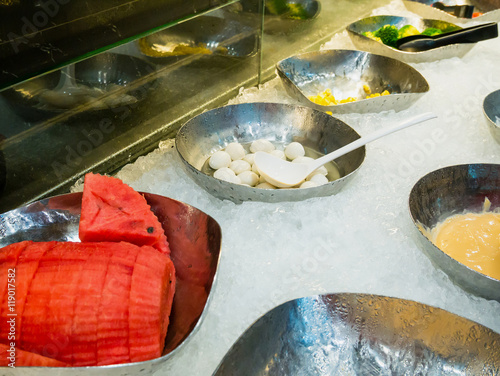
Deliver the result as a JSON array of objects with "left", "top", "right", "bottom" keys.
[{"left": 254, "top": 112, "right": 437, "bottom": 188}]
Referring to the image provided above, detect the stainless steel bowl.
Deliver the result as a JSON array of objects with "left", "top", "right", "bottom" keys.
[
  {"left": 213, "top": 293, "right": 500, "bottom": 375},
  {"left": 403, "top": 0, "right": 500, "bottom": 24},
  {"left": 346, "top": 15, "right": 473, "bottom": 63},
  {"left": 276, "top": 49, "right": 430, "bottom": 114},
  {"left": 175, "top": 102, "right": 365, "bottom": 203},
  {"left": 238, "top": 0, "right": 321, "bottom": 35},
  {"left": 138, "top": 15, "right": 258, "bottom": 64},
  {"left": 0, "top": 192, "right": 222, "bottom": 375},
  {"left": 409, "top": 164, "right": 500, "bottom": 302},
  {"left": 1, "top": 53, "right": 157, "bottom": 123},
  {"left": 483, "top": 88, "right": 500, "bottom": 144}
]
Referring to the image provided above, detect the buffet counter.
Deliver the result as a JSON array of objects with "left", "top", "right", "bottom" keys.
[{"left": 63, "top": 1, "right": 499, "bottom": 374}]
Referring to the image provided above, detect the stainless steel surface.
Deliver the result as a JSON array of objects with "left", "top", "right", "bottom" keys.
[
  {"left": 346, "top": 15, "right": 475, "bottom": 63},
  {"left": 276, "top": 49, "right": 430, "bottom": 114},
  {"left": 175, "top": 102, "right": 365, "bottom": 203},
  {"left": 213, "top": 293, "right": 500, "bottom": 375},
  {"left": 408, "top": 163, "right": 500, "bottom": 302},
  {"left": 0, "top": 53, "right": 157, "bottom": 123},
  {"left": 138, "top": 15, "right": 258, "bottom": 63},
  {"left": 483, "top": 89, "right": 500, "bottom": 144},
  {"left": 0, "top": 192, "right": 222, "bottom": 375},
  {"left": 403, "top": 0, "right": 500, "bottom": 23}
]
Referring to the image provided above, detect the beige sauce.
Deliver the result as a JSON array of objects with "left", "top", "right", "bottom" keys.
[{"left": 425, "top": 201, "right": 500, "bottom": 280}]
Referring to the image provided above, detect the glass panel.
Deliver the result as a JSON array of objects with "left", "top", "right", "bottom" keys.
[
  {"left": 257, "top": 0, "right": 392, "bottom": 77},
  {"left": 0, "top": 3, "right": 262, "bottom": 213},
  {"left": 0, "top": 0, "right": 391, "bottom": 213},
  {"left": 0, "top": 0, "right": 239, "bottom": 90}
]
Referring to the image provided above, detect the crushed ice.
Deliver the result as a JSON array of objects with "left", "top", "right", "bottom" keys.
[{"left": 73, "top": 1, "right": 500, "bottom": 374}]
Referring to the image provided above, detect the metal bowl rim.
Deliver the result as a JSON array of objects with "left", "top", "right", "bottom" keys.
[
  {"left": 408, "top": 163, "right": 500, "bottom": 284},
  {"left": 175, "top": 102, "right": 367, "bottom": 196},
  {"left": 275, "top": 48, "right": 431, "bottom": 109},
  {"left": 346, "top": 14, "right": 463, "bottom": 56}
]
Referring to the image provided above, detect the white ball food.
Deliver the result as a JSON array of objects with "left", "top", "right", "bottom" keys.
[
  {"left": 292, "top": 156, "right": 315, "bottom": 164},
  {"left": 213, "top": 167, "right": 236, "bottom": 182},
  {"left": 285, "top": 142, "right": 305, "bottom": 160},
  {"left": 229, "top": 160, "right": 251, "bottom": 175},
  {"left": 250, "top": 139, "right": 275, "bottom": 153},
  {"left": 225, "top": 142, "right": 246, "bottom": 161},
  {"left": 209, "top": 150, "right": 231, "bottom": 169},
  {"left": 252, "top": 163, "right": 260, "bottom": 174},
  {"left": 256, "top": 182, "right": 276, "bottom": 189},
  {"left": 308, "top": 174, "right": 329, "bottom": 185},
  {"left": 300, "top": 181, "right": 319, "bottom": 188},
  {"left": 307, "top": 165, "right": 328, "bottom": 177},
  {"left": 270, "top": 149, "right": 286, "bottom": 160},
  {"left": 243, "top": 153, "right": 255, "bottom": 165},
  {"left": 238, "top": 171, "right": 259, "bottom": 186}
]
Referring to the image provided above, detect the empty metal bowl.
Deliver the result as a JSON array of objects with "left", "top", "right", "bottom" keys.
[
  {"left": 409, "top": 164, "right": 500, "bottom": 302},
  {"left": 175, "top": 102, "right": 365, "bottom": 203},
  {"left": 1, "top": 53, "right": 157, "bottom": 123},
  {"left": 276, "top": 49, "right": 430, "bottom": 114},
  {"left": 213, "top": 293, "right": 500, "bottom": 375},
  {"left": 346, "top": 15, "right": 472, "bottom": 63},
  {"left": 0, "top": 192, "right": 222, "bottom": 374},
  {"left": 483, "top": 88, "right": 500, "bottom": 144},
  {"left": 403, "top": 0, "right": 500, "bottom": 23},
  {"left": 138, "top": 15, "right": 258, "bottom": 63}
]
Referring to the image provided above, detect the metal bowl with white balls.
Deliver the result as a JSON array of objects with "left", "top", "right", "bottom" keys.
[{"left": 175, "top": 102, "right": 365, "bottom": 203}]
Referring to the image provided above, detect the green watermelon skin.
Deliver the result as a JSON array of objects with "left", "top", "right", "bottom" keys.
[
  {"left": 78, "top": 173, "right": 170, "bottom": 255},
  {"left": 0, "top": 240, "right": 176, "bottom": 366}
]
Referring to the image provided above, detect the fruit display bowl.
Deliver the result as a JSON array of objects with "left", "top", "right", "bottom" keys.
[
  {"left": 403, "top": 0, "right": 500, "bottom": 24},
  {"left": 409, "top": 163, "right": 500, "bottom": 302},
  {"left": 175, "top": 102, "right": 365, "bottom": 203},
  {"left": 346, "top": 15, "right": 472, "bottom": 63},
  {"left": 213, "top": 293, "right": 500, "bottom": 375},
  {"left": 483, "top": 88, "right": 500, "bottom": 144},
  {"left": 0, "top": 192, "right": 222, "bottom": 375},
  {"left": 276, "top": 49, "right": 430, "bottom": 114}
]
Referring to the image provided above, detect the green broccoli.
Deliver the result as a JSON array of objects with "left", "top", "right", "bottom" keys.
[
  {"left": 398, "top": 25, "right": 420, "bottom": 39},
  {"left": 373, "top": 25, "right": 399, "bottom": 48},
  {"left": 421, "top": 27, "right": 443, "bottom": 36},
  {"left": 363, "top": 31, "right": 382, "bottom": 42},
  {"left": 284, "top": 3, "right": 309, "bottom": 20}
]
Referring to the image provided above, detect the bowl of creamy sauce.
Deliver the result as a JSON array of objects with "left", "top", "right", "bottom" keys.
[{"left": 409, "top": 164, "right": 500, "bottom": 301}]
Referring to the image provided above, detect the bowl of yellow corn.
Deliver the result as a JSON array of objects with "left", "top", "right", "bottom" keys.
[{"left": 276, "top": 49, "right": 430, "bottom": 114}]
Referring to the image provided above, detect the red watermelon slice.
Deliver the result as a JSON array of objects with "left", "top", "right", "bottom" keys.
[
  {"left": 71, "top": 243, "right": 111, "bottom": 366},
  {"left": 0, "top": 240, "right": 31, "bottom": 341},
  {"left": 0, "top": 343, "right": 67, "bottom": 367},
  {"left": 129, "top": 245, "right": 176, "bottom": 362},
  {"left": 96, "top": 242, "right": 138, "bottom": 366},
  {"left": 79, "top": 173, "right": 170, "bottom": 256},
  {"left": 0, "top": 240, "right": 176, "bottom": 366}
]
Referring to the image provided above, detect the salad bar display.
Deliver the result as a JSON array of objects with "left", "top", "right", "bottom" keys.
[{"left": 0, "top": 0, "right": 500, "bottom": 375}]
